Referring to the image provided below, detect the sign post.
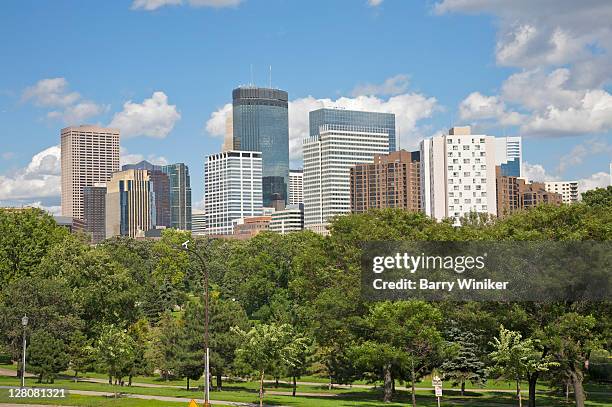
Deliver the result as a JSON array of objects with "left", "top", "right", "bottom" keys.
[{"left": 432, "top": 376, "right": 443, "bottom": 407}]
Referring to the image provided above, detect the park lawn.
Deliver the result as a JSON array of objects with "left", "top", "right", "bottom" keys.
[
  {"left": 0, "top": 392, "right": 220, "bottom": 406},
  {"left": 0, "top": 375, "right": 610, "bottom": 407}
]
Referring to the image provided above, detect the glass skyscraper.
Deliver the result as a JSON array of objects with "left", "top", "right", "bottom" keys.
[
  {"left": 161, "top": 163, "right": 192, "bottom": 231},
  {"left": 309, "top": 108, "right": 397, "bottom": 151},
  {"left": 232, "top": 86, "right": 289, "bottom": 207}
]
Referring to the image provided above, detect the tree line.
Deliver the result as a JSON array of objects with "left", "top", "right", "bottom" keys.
[{"left": 0, "top": 186, "right": 610, "bottom": 407}]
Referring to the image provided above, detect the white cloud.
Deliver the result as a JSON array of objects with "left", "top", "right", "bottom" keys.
[
  {"left": 0, "top": 146, "right": 61, "bottom": 200},
  {"left": 120, "top": 147, "right": 169, "bottom": 167},
  {"left": 459, "top": 91, "right": 524, "bottom": 126},
  {"left": 109, "top": 92, "right": 181, "bottom": 138},
  {"left": 522, "top": 161, "right": 558, "bottom": 183},
  {"left": 204, "top": 92, "right": 438, "bottom": 160},
  {"left": 351, "top": 74, "right": 410, "bottom": 97},
  {"left": 132, "top": 0, "right": 241, "bottom": 10},
  {"left": 24, "top": 201, "right": 62, "bottom": 216},
  {"left": 368, "top": 0, "right": 384, "bottom": 6},
  {"left": 556, "top": 139, "right": 612, "bottom": 174},
  {"left": 22, "top": 78, "right": 80, "bottom": 107},
  {"left": 578, "top": 172, "right": 610, "bottom": 194}
]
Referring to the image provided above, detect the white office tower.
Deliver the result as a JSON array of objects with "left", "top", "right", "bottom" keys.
[
  {"left": 191, "top": 210, "right": 207, "bottom": 235},
  {"left": 204, "top": 151, "right": 263, "bottom": 235},
  {"left": 495, "top": 136, "right": 522, "bottom": 177},
  {"left": 288, "top": 169, "right": 304, "bottom": 205},
  {"left": 303, "top": 120, "right": 390, "bottom": 233},
  {"left": 269, "top": 204, "right": 304, "bottom": 234},
  {"left": 544, "top": 181, "right": 580, "bottom": 204},
  {"left": 420, "top": 126, "right": 497, "bottom": 221}
]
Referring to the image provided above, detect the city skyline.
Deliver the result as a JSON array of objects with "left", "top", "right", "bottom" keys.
[{"left": 1, "top": 0, "right": 612, "bottom": 213}]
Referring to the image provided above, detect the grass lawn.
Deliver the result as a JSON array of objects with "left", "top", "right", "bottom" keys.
[{"left": 0, "top": 392, "right": 224, "bottom": 406}]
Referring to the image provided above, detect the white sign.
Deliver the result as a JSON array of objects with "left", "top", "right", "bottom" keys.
[
  {"left": 435, "top": 386, "right": 442, "bottom": 397},
  {"left": 432, "top": 376, "right": 443, "bottom": 387}
]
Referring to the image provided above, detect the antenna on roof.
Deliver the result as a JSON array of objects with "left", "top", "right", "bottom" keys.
[{"left": 269, "top": 65, "right": 272, "bottom": 88}]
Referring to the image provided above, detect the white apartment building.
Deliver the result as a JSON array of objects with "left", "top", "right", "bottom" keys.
[
  {"left": 495, "top": 136, "right": 522, "bottom": 177},
  {"left": 544, "top": 181, "right": 580, "bottom": 204},
  {"left": 269, "top": 204, "right": 304, "bottom": 234},
  {"left": 61, "top": 125, "right": 120, "bottom": 219},
  {"left": 420, "top": 126, "right": 497, "bottom": 221},
  {"left": 303, "top": 123, "right": 389, "bottom": 231},
  {"left": 191, "top": 210, "right": 207, "bottom": 235},
  {"left": 204, "top": 150, "right": 263, "bottom": 235},
  {"left": 288, "top": 169, "right": 303, "bottom": 205}
]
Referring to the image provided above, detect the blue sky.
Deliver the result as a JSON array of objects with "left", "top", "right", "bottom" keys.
[{"left": 1, "top": 0, "right": 611, "bottom": 212}]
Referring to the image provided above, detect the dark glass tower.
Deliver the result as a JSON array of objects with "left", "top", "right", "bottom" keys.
[
  {"left": 232, "top": 86, "right": 289, "bottom": 207},
  {"left": 161, "top": 163, "right": 192, "bottom": 231}
]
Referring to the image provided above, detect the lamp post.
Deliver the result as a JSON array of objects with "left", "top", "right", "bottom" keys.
[
  {"left": 21, "top": 315, "right": 28, "bottom": 388},
  {"left": 181, "top": 240, "right": 212, "bottom": 407}
]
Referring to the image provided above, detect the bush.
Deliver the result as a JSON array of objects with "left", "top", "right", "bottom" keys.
[{"left": 0, "top": 353, "right": 12, "bottom": 364}]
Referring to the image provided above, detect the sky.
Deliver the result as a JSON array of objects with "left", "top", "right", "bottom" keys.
[{"left": 1, "top": 0, "right": 611, "bottom": 213}]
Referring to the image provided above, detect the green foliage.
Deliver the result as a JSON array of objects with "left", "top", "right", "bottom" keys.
[
  {"left": 96, "top": 325, "right": 136, "bottom": 384},
  {"left": 581, "top": 185, "right": 612, "bottom": 208},
  {"left": 28, "top": 330, "right": 69, "bottom": 383},
  {"left": 440, "top": 326, "right": 486, "bottom": 394}
]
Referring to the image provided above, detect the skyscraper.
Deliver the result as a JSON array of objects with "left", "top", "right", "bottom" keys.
[
  {"left": 161, "top": 163, "right": 192, "bottom": 230},
  {"left": 232, "top": 86, "right": 289, "bottom": 207},
  {"left": 122, "top": 161, "right": 171, "bottom": 228},
  {"left": 309, "top": 108, "right": 396, "bottom": 152},
  {"left": 60, "top": 125, "right": 119, "bottom": 219},
  {"left": 495, "top": 136, "right": 522, "bottom": 177},
  {"left": 350, "top": 150, "right": 421, "bottom": 213},
  {"left": 288, "top": 169, "right": 303, "bottom": 205},
  {"left": 420, "top": 126, "right": 498, "bottom": 221},
  {"left": 83, "top": 184, "right": 107, "bottom": 244},
  {"left": 191, "top": 210, "right": 207, "bottom": 236},
  {"left": 204, "top": 151, "right": 263, "bottom": 235},
  {"left": 303, "top": 108, "right": 391, "bottom": 232},
  {"left": 105, "top": 169, "right": 154, "bottom": 238}
]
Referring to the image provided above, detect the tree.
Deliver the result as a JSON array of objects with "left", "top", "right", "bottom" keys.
[
  {"left": 581, "top": 185, "right": 612, "bottom": 208},
  {"left": 488, "top": 326, "right": 558, "bottom": 407},
  {"left": 233, "top": 323, "right": 308, "bottom": 407},
  {"left": 440, "top": 327, "right": 486, "bottom": 395},
  {"left": 351, "top": 301, "right": 445, "bottom": 405},
  {"left": 67, "top": 330, "right": 94, "bottom": 380},
  {"left": 28, "top": 330, "right": 69, "bottom": 383},
  {"left": 545, "top": 313, "right": 598, "bottom": 407},
  {"left": 96, "top": 325, "right": 136, "bottom": 385},
  {"left": 148, "top": 312, "right": 182, "bottom": 381}
]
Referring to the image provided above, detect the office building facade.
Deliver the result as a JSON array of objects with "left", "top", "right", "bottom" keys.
[
  {"left": 544, "top": 181, "right": 580, "bottom": 204},
  {"left": 204, "top": 151, "right": 263, "bottom": 235},
  {"left": 162, "top": 163, "right": 192, "bottom": 230},
  {"left": 191, "top": 210, "right": 207, "bottom": 235},
  {"left": 289, "top": 169, "right": 304, "bottom": 205},
  {"left": 303, "top": 109, "right": 391, "bottom": 231},
  {"left": 269, "top": 204, "right": 304, "bottom": 234},
  {"left": 83, "top": 184, "right": 107, "bottom": 243},
  {"left": 122, "top": 161, "right": 171, "bottom": 228},
  {"left": 60, "top": 125, "right": 119, "bottom": 220},
  {"left": 105, "top": 169, "right": 154, "bottom": 238},
  {"left": 350, "top": 150, "right": 421, "bottom": 213},
  {"left": 495, "top": 136, "right": 522, "bottom": 177},
  {"left": 232, "top": 86, "right": 289, "bottom": 207},
  {"left": 420, "top": 126, "right": 497, "bottom": 221}
]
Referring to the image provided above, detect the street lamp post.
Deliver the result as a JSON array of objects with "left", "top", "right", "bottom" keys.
[
  {"left": 181, "top": 240, "right": 212, "bottom": 407},
  {"left": 21, "top": 315, "right": 28, "bottom": 388}
]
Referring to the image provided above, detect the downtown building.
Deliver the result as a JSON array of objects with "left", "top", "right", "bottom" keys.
[
  {"left": 105, "top": 169, "right": 155, "bottom": 238},
  {"left": 269, "top": 204, "right": 304, "bottom": 234},
  {"left": 544, "top": 181, "right": 580, "bottom": 204},
  {"left": 496, "top": 167, "right": 562, "bottom": 218},
  {"left": 232, "top": 86, "right": 289, "bottom": 207},
  {"left": 495, "top": 136, "right": 522, "bottom": 177},
  {"left": 191, "top": 210, "right": 207, "bottom": 236},
  {"left": 288, "top": 169, "right": 304, "bottom": 205},
  {"left": 204, "top": 151, "right": 263, "bottom": 235},
  {"left": 60, "top": 125, "right": 120, "bottom": 220},
  {"left": 122, "top": 161, "right": 171, "bottom": 228},
  {"left": 303, "top": 108, "right": 391, "bottom": 233},
  {"left": 350, "top": 150, "right": 421, "bottom": 213},
  {"left": 83, "top": 184, "right": 107, "bottom": 243},
  {"left": 420, "top": 126, "right": 497, "bottom": 221},
  {"left": 161, "top": 163, "right": 192, "bottom": 230}
]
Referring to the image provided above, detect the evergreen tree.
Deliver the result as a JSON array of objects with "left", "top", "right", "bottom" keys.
[
  {"left": 440, "top": 326, "right": 486, "bottom": 395},
  {"left": 28, "top": 330, "right": 69, "bottom": 383}
]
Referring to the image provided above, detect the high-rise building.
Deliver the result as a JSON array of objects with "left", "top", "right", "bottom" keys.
[
  {"left": 222, "top": 113, "right": 233, "bottom": 152},
  {"left": 544, "top": 181, "right": 580, "bottom": 204},
  {"left": 161, "top": 163, "right": 192, "bottom": 230},
  {"left": 83, "top": 184, "right": 107, "bottom": 243},
  {"left": 303, "top": 108, "right": 391, "bottom": 231},
  {"left": 309, "top": 108, "right": 396, "bottom": 152},
  {"left": 233, "top": 216, "right": 271, "bottom": 239},
  {"left": 350, "top": 150, "right": 421, "bottom": 213},
  {"left": 60, "top": 125, "right": 119, "bottom": 220},
  {"left": 204, "top": 151, "right": 263, "bottom": 235},
  {"left": 288, "top": 169, "right": 304, "bottom": 205},
  {"left": 495, "top": 136, "right": 522, "bottom": 177},
  {"left": 105, "top": 169, "right": 154, "bottom": 238},
  {"left": 420, "top": 126, "right": 497, "bottom": 221},
  {"left": 269, "top": 204, "right": 304, "bottom": 234},
  {"left": 232, "top": 86, "right": 289, "bottom": 207},
  {"left": 191, "top": 210, "right": 207, "bottom": 235},
  {"left": 496, "top": 167, "right": 562, "bottom": 218},
  {"left": 122, "top": 161, "right": 171, "bottom": 228}
]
